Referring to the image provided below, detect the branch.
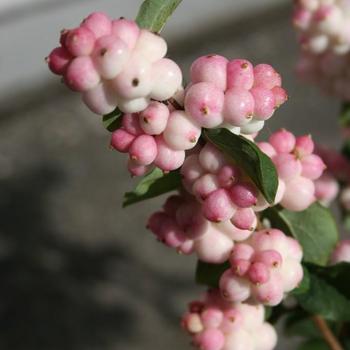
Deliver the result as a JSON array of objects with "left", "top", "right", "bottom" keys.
[{"left": 312, "top": 315, "right": 344, "bottom": 350}]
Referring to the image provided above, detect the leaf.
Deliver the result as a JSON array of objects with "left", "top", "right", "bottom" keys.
[
  {"left": 123, "top": 167, "right": 181, "bottom": 207},
  {"left": 136, "top": 0, "right": 182, "bottom": 33},
  {"left": 204, "top": 128, "right": 278, "bottom": 204},
  {"left": 263, "top": 203, "right": 338, "bottom": 266},
  {"left": 103, "top": 108, "right": 123, "bottom": 132},
  {"left": 195, "top": 260, "right": 230, "bottom": 288},
  {"left": 339, "top": 102, "right": 350, "bottom": 128},
  {"left": 298, "top": 339, "right": 329, "bottom": 350},
  {"left": 296, "top": 271, "right": 350, "bottom": 321}
]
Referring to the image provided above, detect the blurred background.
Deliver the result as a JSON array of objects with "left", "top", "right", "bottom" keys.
[{"left": 0, "top": 0, "right": 343, "bottom": 349}]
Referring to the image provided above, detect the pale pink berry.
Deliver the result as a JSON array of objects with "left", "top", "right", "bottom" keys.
[
  {"left": 201, "top": 308, "right": 224, "bottom": 328},
  {"left": 253, "top": 276, "right": 284, "bottom": 306},
  {"left": 133, "top": 29, "right": 167, "bottom": 62},
  {"left": 231, "top": 259, "right": 251, "bottom": 277},
  {"left": 301, "top": 154, "right": 326, "bottom": 180},
  {"left": 229, "top": 182, "right": 258, "bottom": 208},
  {"left": 65, "top": 27, "right": 95, "bottom": 57},
  {"left": 183, "top": 313, "right": 203, "bottom": 334},
  {"left": 295, "top": 135, "right": 314, "bottom": 157},
  {"left": 160, "top": 219, "right": 187, "bottom": 248},
  {"left": 231, "top": 243, "right": 255, "bottom": 261},
  {"left": 314, "top": 173, "right": 339, "bottom": 204},
  {"left": 184, "top": 82, "right": 225, "bottom": 128},
  {"left": 227, "top": 59, "right": 254, "bottom": 90},
  {"left": 81, "top": 12, "right": 112, "bottom": 38},
  {"left": 220, "top": 309, "right": 243, "bottom": 333},
  {"left": 147, "top": 211, "right": 167, "bottom": 237},
  {"left": 181, "top": 155, "right": 205, "bottom": 183},
  {"left": 111, "top": 55, "right": 152, "bottom": 99},
  {"left": 154, "top": 136, "right": 185, "bottom": 171},
  {"left": 224, "top": 330, "right": 255, "bottom": 350},
  {"left": 190, "top": 54, "right": 228, "bottom": 90},
  {"left": 273, "top": 154, "right": 302, "bottom": 180},
  {"left": 272, "top": 86, "right": 288, "bottom": 107},
  {"left": 122, "top": 113, "right": 143, "bottom": 136},
  {"left": 65, "top": 56, "right": 100, "bottom": 92},
  {"left": 163, "top": 195, "right": 184, "bottom": 216},
  {"left": 217, "top": 165, "right": 240, "bottom": 188},
  {"left": 110, "top": 128, "right": 135, "bottom": 152},
  {"left": 82, "top": 82, "right": 118, "bottom": 115},
  {"left": 192, "top": 174, "right": 220, "bottom": 200},
  {"left": 194, "top": 229, "right": 233, "bottom": 263},
  {"left": 254, "top": 250, "right": 283, "bottom": 269},
  {"left": 269, "top": 129, "right": 296, "bottom": 153},
  {"left": 111, "top": 18, "right": 140, "bottom": 50},
  {"left": 293, "top": 7, "right": 312, "bottom": 29},
  {"left": 127, "top": 159, "right": 150, "bottom": 177},
  {"left": 253, "top": 64, "right": 282, "bottom": 89},
  {"left": 248, "top": 262, "right": 270, "bottom": 285},
  {"left": 223, "top": 88, "right": 255, "bottom": 126},
  {"left": 280, "top": 259, "right": 304, "bottom": 292},
  {"left": 163, "top": 111, "right": 201, "bottom": 150},
  {"left": 203, "top": 189, "right": 236, "bottom": 222},
  {"left": 281, "top": 176, "right": 315, "bottom": 211},
  {"left": 250, "top": 229, "right": 288, "bottom": 254},
  {"left": 250, "top": 87, "right": 276, "bottom": 120},
  {"left": 254, "top": 323, "right": 278, "bottom": 350},
  {"left": 92, "top": 35, "right": 130, "bottom": 79},
  {"left": 221, "top": 220, "right": 253, "bottom": 241},
  {"left": 198, "top": 329, "right": 225, "bottom": 350},
  {"left": 117, "top": 97, "right": 150, "bottom": 113},
  {"left": 257, "top": 142, "right": 277, "bottom": 158},
  {"left": 139, "top": 101, "right": 169, "bottom": 135},
  {"left": 331, "top": 240, "right": 350, "bottom": 264},
  {"left": 46, "top": 47, "right": 72, "bottom": 75},
  {"left": 129, "top": 135, "right": 157, "bottom": 165},
  {"left": 240, "top": 119, "right": 265, "bottom": 135},
  {"left": 179, "top": 240, "right": 195, "bottom": 255},
  {"left": 198, "top": 143, "right": 227, "bottom": 173},
  {"left": 150, "top": 58, "right": 183, "bottom": 101},
  {"left": 220, "top": 270, "right": 251, "bottom": 302},
  {"left": 231, "top": 208, "right": 256, "bottom": 231}
]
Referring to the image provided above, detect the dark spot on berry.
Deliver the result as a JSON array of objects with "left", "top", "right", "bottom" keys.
[
  {"left": 100, "top": 48, "right": 108, "bottom": 56},
  {"left": 132, "top": 78, "right": 139, "bottom": 87},
  {"left": 206, "top": 54, "right": 215, "bottom": 58},
  {"left": 119, "top": 16, "right": 125, "bottom": 19},
  {"left": 241, "top": 62, "right": 249, "bottom": 69}
]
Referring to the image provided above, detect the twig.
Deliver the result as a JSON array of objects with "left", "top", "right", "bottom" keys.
[{"left": 312, "top": 315, "right": 344, "bottom": 350}]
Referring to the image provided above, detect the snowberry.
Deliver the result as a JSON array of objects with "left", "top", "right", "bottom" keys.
[
  {"left": 227, "top": 59, "right": 254, "bottom": 90},
  {"left": 81, "top": 12, "right": 112, "bottom": 39},
  {"left": 46, "top": 47, "right": 72, "bottom": 75},
  {"left": 139, "top": 101, "right": 169, "bottom": 135},
  {"left": 331, "top": 240, "right": 350, "bottom": 264},
  {"left": 129, "top": 134, "right": 157, "bottom": 165},
  {"left": 154, "top": 136, "right": 185, "bottom": 171},
  {"left": 65, "top": 27, "right": 96, "bottom": 57}
]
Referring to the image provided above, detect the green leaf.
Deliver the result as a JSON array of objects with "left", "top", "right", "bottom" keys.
[
  {"left": 263, "top": 203, "right": 338, "bottom": 266},
  {"left": 195, "top": 260, "right": 230, "bottom": 288},
  {"left": 136, "top": 0, "right": 182, "bottom": 33},
  {"left": 298, "top": 339, "right": 329, "bottom": 350},
  {"left": 103, "top": 108, "right": 123, "bottom": 132},
  {"left": 339, "top": 102, "right": 350, "bottom": 128},
  {"left": 204, "top": 128, "right": 278, "bottom": 204},
  {"left": 123, "top": 168, "right": 181, "bottom": 207},
  {"left": 296, "top": 271, "right": 350, "bottom": 321}
]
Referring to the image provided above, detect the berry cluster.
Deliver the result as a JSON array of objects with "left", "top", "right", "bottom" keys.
[
  {"left": 314, "top": 173, "right": 339, "bottom": 205},
  {"left": 184, "top": 56, "right": 287, "bottom": 134},
  {"left": 219, "top": 229, "right": 303, "bottom": 306},
  {"left": 182, "top": 289, "right": 277, "bottom": 350},
  {"left": 258, "top": 129, "right": 326, "bottom": 211},
  {"left": 46, "top": 12, "right": 182, "bottom": 114},
  {"left": 331, "top": 239, "right": 350, "bottom": 264},
  {"left": 293, "top": 0, "right": 350, "bottom": 55}
]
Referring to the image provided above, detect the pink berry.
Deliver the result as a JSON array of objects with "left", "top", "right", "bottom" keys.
[
  {"left": 273, "top": 153, "right": 302, "bottom": 180},
  {"left": 192, "top": 174, "right": 220, "bottom": 200},
  {"left": 220, "top": 270, "right": 251, "bottom": 302},
  {"left": 254, "top": 250, "right": 283, "bottom": 269},
  {"left": 200, "top": 329, "right": 225, "bottom": 350},
  {"left": 253, "top": 64, "right": 281, "bottom": 89},
  {"left": 81, "top": 12, "right": 112, "bottom": 38},
  {"left": 82, "top": 82, "right": 118, "bottom": 115},
  {"left": 92, "top": 35, "right": 130, "bottom": 79},
  {"left": 272, "top": 86, "right": 288, "bottom": 107},
  {"left": 281, "top": 176, "right": 315, "bottom": 211},
  {"left": 227, "top": 59, "right": 254, "bottom": 90},
  {"left": 122, "top": 113, "right": 143, "bottom": 136},
  {"left": 127, "top": 159, "right": 150, "bottom": 177},
  {"left": 231, "top": 243, "right": 255, "bottom": 261},
  {"left": 231, "top": 208, "right": 256, "bottom": 231},
  {"left": 223, "top": 88, "right": 255, "bottom": 126},
  {"left": 229, "top": 182, "right": 258, "bottom": 208},
  {"left": 331, "top": 240, "right": 350, "bottom": 264},
  {"left": 46, "top": 47, "right": 72, "bottom": 75},
  {"left": 150, "top": 58, "right": 183, "bottom": 101},
  {"left": 181, "top": 155, "right": 205, "bottom": 183},
  {"left": 230, "top": 259, "right": 251, "bottom": 276},
  {"left": 65, "top": 27, "right": 95, "bottom": 57},
  {"left": 201, "top": 308, "right": 224, "bottom": 328},
  {"left": 163, "top": 111, "right": 201, "bottom": 150},
  {"left": 248, "top": 262, "right": 270, "bottom": 285},
  {"left": 301, "top": 154, "right": 326, "bottom": 180},
  {"left": 184, "top": 82, "right": 225, "bottom": 128},
  {"left": 163, "top": 195, "right": 184, "bottom": 216},
  {"left": 217, "top": 165, "right": 240, "bottom": 188},
  {"left": 203, "top": 189, "right": 236, "bottom": 222},
  {"left": 295, "top": 135, "right": 314, "bottom": 157},
  {"left": 220, "top": 309, "right": 243, "bottom": 333},
  {"left": 314, "top": 173, "right": 339, "bottom": 204},
  {"left": 253, "top": 276, "right": 284, "bottom": 306},
  {"left": 133, "top": 29, "right": 167, "bottom": 62},
  {"left": 139, "top": 101, "right": 169, "bottom": 135},
  {"left": 110, "top": 128, "right": 135, "bottom": 152},
  {"left": 250, "top": 87, "right": 276, "bottom": 120},
  {"left": 147, "top": 211, "right": 167, "bottom": 237},
  {"left": 190, "top": 54, "right": 228, "bottom": 90},
  {"left": 154, "top": 136, "right": 185, "bottom": 171},
  {"left": 257, "top": 142, "right": 277, "bottom": 158},
  {"left": 269, "top": 129, "right": 296, "bottom": 153},
  {"left": 65, "top": 56, "right": 100, "bottom": 92},
  {"left": 111, "top": 18, "right": 140, "bottom": 50},
  {"left": 198, "top": 143, "right": 227, "bottom": 173},
  {"left": 129, "top": 135, "right": 157, "bottom": 165}
]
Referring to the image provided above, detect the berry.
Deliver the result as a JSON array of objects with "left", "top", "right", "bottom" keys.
[
  {"left": 133, "top": 29, "right": 167, "bottom": 62},
  {"left": 229, "top": 182, "right": 258, "bottom": 208},
  {"left": 203, "top": 189, "right": 236, "bottom": 222},
  {"left": 250, "top": 87, "right": 276, "bottom": 120},
  {"left": 65, "top": 27, "right": 96, "bottom": 57},
  {"left": 154, "top": 136, "right": 185, "bottom": 171},
  {"left": 81, "top": 12, "right": 112, "bottom": 38},
  {"left": 111, "top": 18, "right": 140, "bottom": 49},
  {"left": 227, "top": 59, "right": 254, "bottom": 90},
  {"left": 331, "top": 240, "right": 350, "bottom": 264},
  {"left": 110, "top": 128, "right": 135, "bottom": 152},
  {"left": 253, "top": 64, "right": 281, "bottom": 89},
  {"left": 129, "top": 134, "right": 157, "bottom": 165},
  {"left": 139, "top": 101, "right": 169, "bottom": 135},
  {"left": 46, "top": 47, "right": 72, "bottom": 75}
]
